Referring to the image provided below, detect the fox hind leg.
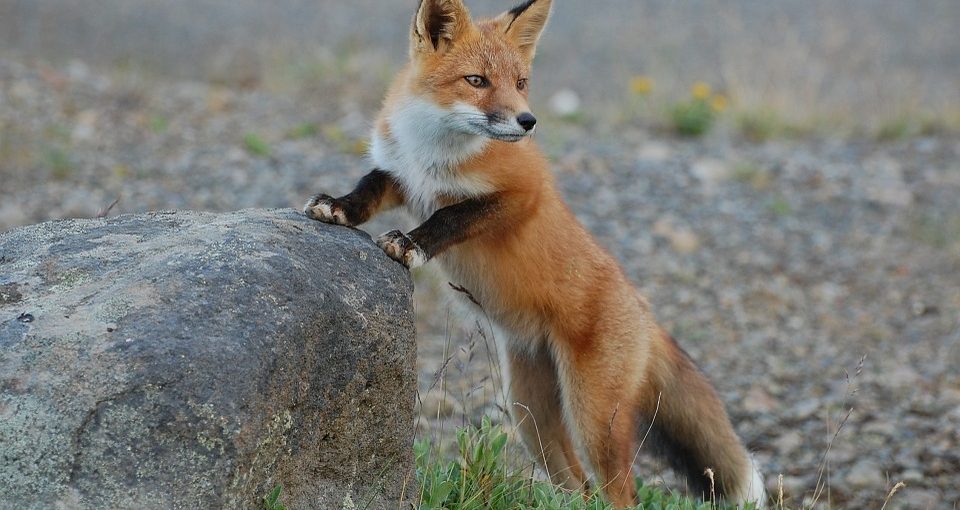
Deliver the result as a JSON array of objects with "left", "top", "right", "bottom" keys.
[
  {"left": 507, "top": 343, "right": 589, "bottom": 492},
  {"left": 550, "top": 345, "right": 641, "bottom": 509}
]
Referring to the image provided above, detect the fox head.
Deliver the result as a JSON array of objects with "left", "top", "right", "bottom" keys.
[{"left": 406, "top": 0, "right": 552, "bottom": 142}]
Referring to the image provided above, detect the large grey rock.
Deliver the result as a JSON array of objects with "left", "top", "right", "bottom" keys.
[{"left": 0, "top": 208, "right": 416, "bottom": 509}]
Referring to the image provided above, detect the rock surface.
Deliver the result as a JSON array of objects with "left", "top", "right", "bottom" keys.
[{"left": 0, "top": 208, "right": 416, "bottom": 509}]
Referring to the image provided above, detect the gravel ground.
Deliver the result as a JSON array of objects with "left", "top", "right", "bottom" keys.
[{"left": 2, "top": 58, "right": 959, "bottom": 508}]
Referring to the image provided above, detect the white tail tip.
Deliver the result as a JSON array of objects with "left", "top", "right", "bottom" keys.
[{"left": 737, "top": 456, "right": 767, "bottom": 508}]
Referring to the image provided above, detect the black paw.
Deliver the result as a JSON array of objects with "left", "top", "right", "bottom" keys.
[
  {"left": 375, "top": 230, "right": 427, "bottom": 269},
  {"left": 303, "top": 194, "right": 350, "bottom": 225}
]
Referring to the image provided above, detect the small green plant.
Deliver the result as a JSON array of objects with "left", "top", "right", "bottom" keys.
[
  {"left": 737, "top": 108, "right": 823, "bottom": 141},
  {"left": 874, "top": 117, "right": 911, "bottom": 141},
  {"left": 669, "top": 99, "right": 715, "bottom": 137},
  {"left": 768, "top": 196, "right": 793, "bottom": 217},
  {"left": 737, "top": 109, "right": 785, "bottom": 142},
  {"left": 323, "top": 124, "right": 368, "bottom": 156},
  {"left": 557, "top": 110, "right": 588, "bottom": 125},
  {"left": 244, "top": 133, "right": 272, "bottom": 157},
  {"left": 43, "top": 146, "right": 73, "bottom": 180},
  {"left": 262, "top": 485, "right": 286, "bottom": 510},
  {"left": 149, "top": 115, "right": 169, "bottom": 134},
  {"left": 287, "top": 122, "right": 319, "bottom": 139},
  {"left": 415, "top": 417, "right": 532, "bottom": 510},
  {"left": 668, "top": 82, "right": 726, "bottom": 137},
  {"left": 874, "top": 115, "right": 949, "bottom": 141}
]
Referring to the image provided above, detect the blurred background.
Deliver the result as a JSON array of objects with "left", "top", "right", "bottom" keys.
[
  {"left": 3, "top": 0, "right": 959, "bottom": 126},
  {"left": 2, "top": 0, "right": 959, "bottom": 508}
]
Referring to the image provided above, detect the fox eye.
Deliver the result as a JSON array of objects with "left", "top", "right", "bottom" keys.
[
  {"left": 464, "top": 75, "right": 488, "bottom": 88},
  {"left": 517, "top": 78, "right": 528, "bottom": 91}
]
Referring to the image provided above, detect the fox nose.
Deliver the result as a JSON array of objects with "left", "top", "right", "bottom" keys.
[{"left": 516, "top": 112, "right": 537, "bottom": 131}]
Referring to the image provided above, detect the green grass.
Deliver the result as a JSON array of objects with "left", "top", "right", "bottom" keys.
[
  {"left": 734, "top": 109, "right": 819, "bottom": 141},
  {"left": 873, "top": 117, "right": 911, "bottom": 141},
  {"left": 149, "top": 115, "right": 169, "bottom": 133},
  {"left": 768, "top": 196, "right": 793, "bottom": 217},
  {"left": 413, "top": 418, "right": 754, "bottom": 510},
  {"left": 43, "top": 145, "right": 73, "bottom": 180},
  {"left": 736, "top": 110, "right": 785, "bottom": 142},
  {"left": 244, "top": 133, "right": 272, "bottom": 157},
  {"left": 873, "top": 115, "right": 953, "bottom": 141},
  {"left": 263, "top": 485, "right": 287, "bottom": 510},
  {"left": 322, "top": 124, "right": 368, "bottom": 156},
  {"left": 286, "top": 122, "right": 319, "bottom": 139}
]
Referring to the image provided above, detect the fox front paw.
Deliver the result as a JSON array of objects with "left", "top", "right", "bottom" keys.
[
  {"left": 303, "top": 194, "right": 350, "bottom": 225},
  {"left": 376, "top": 230, "right": 427, "bottom": 269}
]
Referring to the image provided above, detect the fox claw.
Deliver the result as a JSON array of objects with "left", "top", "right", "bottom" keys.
[
  {"left": 376, "top": 230, "right": 427, "bottom": 269},
  {"left": 304, "top": 193, "right": 349, "bottom": 225}
]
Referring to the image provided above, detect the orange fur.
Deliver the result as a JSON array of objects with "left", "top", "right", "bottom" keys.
[{"left": 308, "top": 1, "right": 766, "bottom": 507}]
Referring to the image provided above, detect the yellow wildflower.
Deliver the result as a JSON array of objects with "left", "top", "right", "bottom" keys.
[
  {"left": 630, "top": 75, "right": 654, "bottom": 95},
  {"left": 350, "top": 139, "right": 369, "bottom": 156},
  {"left": 710, "top": 94, "right": 728, "bottom": 112},
  {"left": 691, "top": 81, "right": 711, "bottom": 100},
  {"left": 112, "top": 164, "right": 131, "bottom": 178}
]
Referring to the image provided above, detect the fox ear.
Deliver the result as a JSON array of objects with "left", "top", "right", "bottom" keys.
[
  {"left": 412, "top": 0, "right": 472, "bottom": 54},
  {"left": 495, "top": 0, "right": 552, "bottom": 62}
]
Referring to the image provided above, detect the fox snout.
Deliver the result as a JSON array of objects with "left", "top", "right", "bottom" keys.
[
  {"left": 490, "top": 110, "right": 537, "bottom": 131},
  {"left": 475, "top": 108, "right": 536, "bottom": 142},
  {"left": 516, "top": 112, "right": 537, "bottom": 131}
]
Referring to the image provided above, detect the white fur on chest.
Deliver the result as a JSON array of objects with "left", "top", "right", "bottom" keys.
[{"left": 370, "top": 98, "right": 494, "bottom": 220}]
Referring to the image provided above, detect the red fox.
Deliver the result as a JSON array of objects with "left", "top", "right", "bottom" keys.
[{"left": 304, "top": 0, "right": 766, "bottom": 507}]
